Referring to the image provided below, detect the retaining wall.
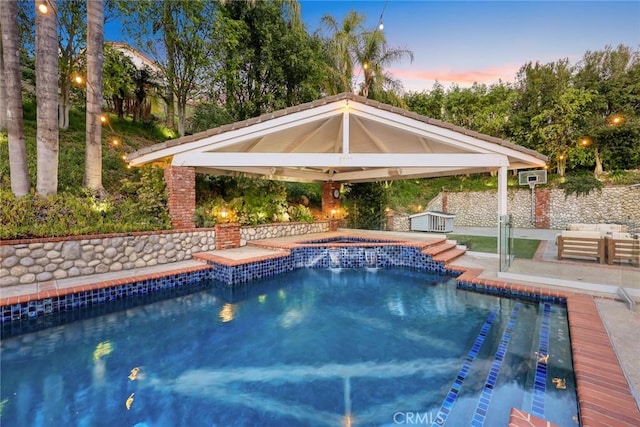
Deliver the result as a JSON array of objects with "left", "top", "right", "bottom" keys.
[
  {"left": 0, "top": 221, "right": 330, "bottom": 287},
  {"left": 392, "top": 186, "right": 640, "bottom": 231}
]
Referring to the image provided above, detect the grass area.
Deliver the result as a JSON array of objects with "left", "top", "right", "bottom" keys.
[{"left": 448, "top": 234, "right": 541, "bottom": 259}]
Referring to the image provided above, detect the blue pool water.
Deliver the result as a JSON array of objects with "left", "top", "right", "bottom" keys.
[{"left": 0, "top": 268, "right": 578, "bottom": 426}]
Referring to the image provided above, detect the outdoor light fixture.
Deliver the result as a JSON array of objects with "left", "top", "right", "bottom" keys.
[
  {"left": 100, "top": 115, "right": 107, "bottom": 124},
  {"left": 220, "top": 207, "right": 228, "bottom": 219},
  {"left": 580, "top": 137, "right": 591, "bottom": 147},
  {"left": 609, "top": 115, "right": 624, "bottom": 126},
  {"left": 37, "top": 1, "right": 48, "bottom": 14},
  {"left": 112, "top": 139, "right": 119, "bottom": 146},
  {"left": 74, "top": 75, "right": 84, "bottom": 85}
]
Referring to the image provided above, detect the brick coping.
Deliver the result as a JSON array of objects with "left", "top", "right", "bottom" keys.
[{"left": 1, "top": 241, "right": 638, "bottom": 426}]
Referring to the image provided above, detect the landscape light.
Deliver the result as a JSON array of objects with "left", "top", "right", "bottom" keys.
[
  {"left": 112, "top": 139, "right": 119, "bottom": 146},
  {"left": 609, "top": 115, "right": 624, "bottom": 126},
  {"left": 37, "top": 1, "right": 48, "bottom": 14},
  {"left": 580, "top": 137, "right": 591, "bottom": 147},
  {"left": 74, "top": 75, "right": 84, "bottom": 85},
  {"left": 100, "top": 115, "right": 107, "bottom": 124}
]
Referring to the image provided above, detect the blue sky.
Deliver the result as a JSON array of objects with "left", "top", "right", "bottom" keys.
[{"left": 106, "top": 1, "right": 640, "bottom": 93}]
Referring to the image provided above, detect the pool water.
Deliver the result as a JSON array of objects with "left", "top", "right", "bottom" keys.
[{"left": 0, "top": 268, "right": 578, "bottom": 426}]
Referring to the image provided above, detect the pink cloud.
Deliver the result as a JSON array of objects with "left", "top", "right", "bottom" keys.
[{"left": 390, "top": 64, "right": 523, "bottom": 86}]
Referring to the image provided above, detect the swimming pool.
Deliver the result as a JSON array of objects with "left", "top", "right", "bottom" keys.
[{"left": 0, "top": 267, "right": 578, "bottom": 426}]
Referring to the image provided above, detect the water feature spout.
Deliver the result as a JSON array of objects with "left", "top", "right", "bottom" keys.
[
  {"left": 364, "top": 248, "right": 377, "bottom": 268},
  {"left": 329, "top": 248, "right": 341, "bottom": 268}
]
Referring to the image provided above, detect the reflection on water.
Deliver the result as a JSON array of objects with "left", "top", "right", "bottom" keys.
[{"left": 0, "top": 268, "right": 577, "bottom": 427}]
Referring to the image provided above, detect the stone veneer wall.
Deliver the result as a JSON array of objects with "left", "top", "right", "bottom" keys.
[
  {"left": 0, "top": 230, "right": 216, "bottom": 287},
  {"left": 396, "top": 186, "right": 640, "bottom": 230},
  {"left": 240, "top": 221, "right": 329, "bottom": 245},
  {"left": 1, "top": 222, "right": 332, "bottom": 287}
]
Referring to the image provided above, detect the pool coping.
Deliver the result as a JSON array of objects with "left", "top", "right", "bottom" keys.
[{"left": 1, "top": 236, "right": 638, "bottom": 426}]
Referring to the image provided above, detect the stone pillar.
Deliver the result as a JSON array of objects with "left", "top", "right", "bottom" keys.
[
  {"left": 164, "top": 166, "right": 195, "bottom": 229},
  {"left": 321, "top": 182, "right": 341, "bottom": 219},
  {"left": 215, "top": 223, "right": 241, "bottom": 250},
  {"left": 535, "top": 188, "right": 550, "bottom": 228}
]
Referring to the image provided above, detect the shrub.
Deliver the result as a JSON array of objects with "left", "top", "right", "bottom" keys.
[
  {"left": 288, "top": 204, "right": 314, "bottom": 223},
  {"left": 558, "top": 172, "right": 603, "bottom": 198}
]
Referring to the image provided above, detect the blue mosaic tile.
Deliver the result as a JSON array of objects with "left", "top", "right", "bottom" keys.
[
  {"left": 531, "top": 302, "right": 552, "bottom": 418},
  {"left": 468, "top": 303, "right": 521, "bottom": 427},
  {"left": 430, "top": 306, "right": 499, "bottom": 427}
]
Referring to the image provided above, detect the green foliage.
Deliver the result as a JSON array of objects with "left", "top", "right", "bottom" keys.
[
  {"left": 558, "top": 172, "right": 603, "bottom": 198},
  {"left": 0, "top": 187, "right": 170, "bottom": 239},
  {"left": 120, "top": 166, "right": 170, "bottom": 225},
  {"left": 288, "top": 204, "right": 314, "bottom": 223},
  {"left": 343, "top": 182, "right": 389, "bottom": 230},
  {"left": 210, "top": 0, "right": 325, "bottom": 121},
  {"left": 282, "top": 182, "right": 322, "bottom": 208},
  {"left": 190, "top": 103, "right": 235, "bottom": 133},
  {"left": 605, "top": 169, "right": 640, "bottom": 185}
]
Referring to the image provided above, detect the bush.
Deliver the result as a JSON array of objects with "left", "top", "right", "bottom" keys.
[{"left": 558, "top": 172, "right": 603, "bottom": 198}]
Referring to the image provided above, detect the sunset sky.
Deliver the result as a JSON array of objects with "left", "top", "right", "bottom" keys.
[{"left": 105, "top": 1, "right": 640, "bottom": 93}]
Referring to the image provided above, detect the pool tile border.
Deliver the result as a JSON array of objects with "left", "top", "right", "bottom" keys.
[{"left": 0, "top": 237, "right": 638, "bottom": 426}]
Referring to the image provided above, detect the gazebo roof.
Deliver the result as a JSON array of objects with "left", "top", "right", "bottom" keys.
[{"left": 128, "top": 93, "right": 547, "bottom": 183}]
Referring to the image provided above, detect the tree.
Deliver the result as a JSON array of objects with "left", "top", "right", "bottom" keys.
[
  {"left": 118, "top": 0, "right": 217, "bottom": 136},
  {"left": 102, "top": 43, "right": 136, "bottom": 118},
  {"left": 356, "top": 28, "right": 413, "bottom": 102},
  {"left": 574, "top": 45, "right": 640, "bottom": 174},
  {"left": 530, "top": 87, "right": 594, "bottom": 176},
  {"left": 58, "top": 0, "right": 86, "bottom": 130},
  {"left": 84, "top": 0, "right": 104, "bottom": 192},
  {"left": 131, "top": 65, "right": 158, "bottom": 122},
  {"left": 320, "top": 10, "right": 412, "bottom": 103},
  {"left": 211, "top": 0, "right": 324, "bottom": 121},
  {"left": 0, "top": 19, "right": 6, "bottom": 131},
  {"left": 36, "top": 0, "right": 59, "bottom": 196},
  {"left": 1, "top": 0, "right": 31, "bottom": 196},
  {"left": 404, "top": 82, "right": 445, "bottom": 120},
  {"left": 507, "top": 60, "right": 573, "bottom": 151},
  {"left": 320, "top": 10, "right": 364, "bottom": 94}
]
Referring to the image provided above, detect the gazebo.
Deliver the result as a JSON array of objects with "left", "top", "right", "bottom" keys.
[{"left": 127, "top": 92, "right": 547, "bottom": 233}]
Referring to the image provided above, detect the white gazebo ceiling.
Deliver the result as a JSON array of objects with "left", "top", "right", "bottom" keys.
[{"left": 128, "top": 93, "right": 548, "bottom": 183}]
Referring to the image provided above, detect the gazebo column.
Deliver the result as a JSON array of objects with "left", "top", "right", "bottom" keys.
[
  {"left": 164, "top": 166, "right": 195, "bottom": 229},
  {"left": 497, "top": 166, "right": 509, "bottom": 268},
  {"left": 322, "top": 182, "right": 341, "bottom": 231}
]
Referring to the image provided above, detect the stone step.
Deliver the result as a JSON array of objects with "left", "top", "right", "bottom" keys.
[
  {"left": 422, "top": 240, "right": 457, "bottom": 256},
  {"left": 432, "top": 247, "right": 467, "bottom": 263}
]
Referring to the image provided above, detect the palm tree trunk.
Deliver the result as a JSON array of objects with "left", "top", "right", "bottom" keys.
[
  {"left": 0, "top": 20, "right": 7, "bottom": 132},
  {"left": 594, "top": 147, "right": 604, "bottom": 176},
  {"left": 1, "top": 0, "right": 31, "bottom": 196},
  {"left": 84, "top": 0, "right": 104, "bottom": 192},
  {"left": 36, "top": 0, "right": 59, "bottom": 196}
]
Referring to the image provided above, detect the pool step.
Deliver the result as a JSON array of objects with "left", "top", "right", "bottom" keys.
[{"left": 422, "top": 239, "right": 467, "bottom": 263}]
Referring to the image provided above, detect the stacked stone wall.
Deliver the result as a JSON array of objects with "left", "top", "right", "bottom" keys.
[
  {"left": 240, "top": 221, "right": 329, "bottom": 245},
  {"left": 389, "top": 186, "right": 640, "bottom": 231},
  {"left": 0, "top": 230, "right": 216, "bottom": 287}
]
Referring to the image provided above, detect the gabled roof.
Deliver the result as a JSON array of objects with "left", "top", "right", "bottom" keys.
[{"left": 128, "top": 93, "right": 547, "bottom": 183}]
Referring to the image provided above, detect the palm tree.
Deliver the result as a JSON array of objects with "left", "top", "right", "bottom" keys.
[
  {"left": 321, "top": 10, "right": 364, "bottom": 94},
  {"left": 1, "top": 0, "right": 31, "bottom": 196},
  {"left": 36, "top": 0, "right": 60, "bottom": 196},
  {"left": 356, "top": 29, "right": 413, "bottom": 100},
  {"left": 84, "top": 0, "right": 104, "bottom": 192},
  {"left": 0, "top": 22, "right": 6, "bottom": 131}
]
